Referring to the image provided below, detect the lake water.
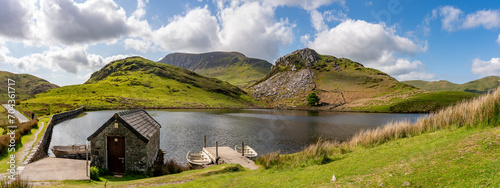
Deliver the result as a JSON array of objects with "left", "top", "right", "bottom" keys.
[{"left": 49, "top": 109, "right": 425, "bottom": 164}]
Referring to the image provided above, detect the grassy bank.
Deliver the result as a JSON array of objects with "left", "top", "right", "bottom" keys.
[{"left": 38, "top": 88, "right": 500, "bottom": 187}]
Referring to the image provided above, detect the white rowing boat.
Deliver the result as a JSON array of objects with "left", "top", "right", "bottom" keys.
[
  {"left": 234, "top": 145, "right": 258, "bottom": 160},
  {"left": 186, "top": 150, "right": 212, "bottom": 167}
]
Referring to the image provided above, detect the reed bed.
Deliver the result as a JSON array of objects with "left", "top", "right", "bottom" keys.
[{"left": 257, "top": 87, "right": 500, "bottom": 169}]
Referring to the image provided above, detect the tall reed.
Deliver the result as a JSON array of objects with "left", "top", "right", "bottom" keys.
[{"left": 257, "top": 87, "right": 500, "bottom": 168}]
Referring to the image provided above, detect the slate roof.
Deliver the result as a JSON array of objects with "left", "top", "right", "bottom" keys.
[{"left": 87, "top": 109, "right": 161, "bottom": 142}]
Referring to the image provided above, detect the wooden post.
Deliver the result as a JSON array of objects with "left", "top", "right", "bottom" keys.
[
  {"left": 86, "top": 141, "right": 89, "bottom": 177},
  {"left": 204, "top": 135, "right": 206, "bottom": 148},
  {"left": 215, "top": 141, "right": 218, "bottom": 164},
  {"left": 242, "top": 142, "right": 244, "bottom": 156}
]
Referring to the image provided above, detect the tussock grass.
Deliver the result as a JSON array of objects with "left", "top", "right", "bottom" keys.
[
  {"left": 257, "top": 87, "right": 500, "bottom": 168},
  {"left": 0, "top": 176, "right": 32, "bottom": 188}
]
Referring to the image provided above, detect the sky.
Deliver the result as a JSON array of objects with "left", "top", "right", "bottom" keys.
[{"left": 0, "top": 0, "right": 499, "bottom": 86}]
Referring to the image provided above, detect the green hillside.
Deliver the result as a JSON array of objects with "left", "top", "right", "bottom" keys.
[
  {"left": 158, "top": 52, "right": 271, "bottom": 88},
  {"left": 20, "top": 56, "right": 258, "bottom": 116},
  {"left": 403, "top": 76, "right": 500, "bottom": 93},
  {"left": 0, "top": 71, "right": 59, "bottom": 102}
]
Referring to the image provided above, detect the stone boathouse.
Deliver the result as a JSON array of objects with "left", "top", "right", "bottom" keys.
[{"left": 87, "top": 109, "right": 161, "bottom": 174}]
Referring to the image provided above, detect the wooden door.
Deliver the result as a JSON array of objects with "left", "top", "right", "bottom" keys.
[{"left": 107, "top": 136, "right": 125, "bottom": 173}]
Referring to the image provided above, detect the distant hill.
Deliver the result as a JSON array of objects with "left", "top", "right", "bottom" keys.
[
  {"left": 402, "top": 76, "right": 500, "bottom": 93},
  {"left": 250, "top": 48, "right": 479, "bottom": 112},
  {"left": 158, "top": 52, "right": 272, "bottom": 88},
  {"left": 22, "top": 57, "right": 258, "bottom": 116},
  {"left": 0, "top": 71, "right": 59, "bottom": 102}
]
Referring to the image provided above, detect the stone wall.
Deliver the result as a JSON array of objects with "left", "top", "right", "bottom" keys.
[
  {"left": 89, "top": 118, "right": 152, "bottom": 172},
  {"left": 27, "top": 107, "right": 85, "bottom": 163},
  {"left": 145, "top": 130, "right": 160, "bottom": 168}
]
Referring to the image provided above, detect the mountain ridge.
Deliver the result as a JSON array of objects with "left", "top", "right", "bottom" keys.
[
  {"left": 158, "top": 51, "right": 272, "bottom": 88},
  {"left": 402, "top": 76, "right": 500, "bottom": 93}
]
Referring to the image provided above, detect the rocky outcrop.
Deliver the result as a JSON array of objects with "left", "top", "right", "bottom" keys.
[{"left": 251, "top": 48, "right": 319, "bottom": 104}]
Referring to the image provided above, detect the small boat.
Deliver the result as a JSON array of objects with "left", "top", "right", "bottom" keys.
[
  {"left": 234, "top": 145, "right": 258, "bottom": 160},
  {"left": 186, "top": 150, "right": 212, "bottom": 167},
  {"left": 51, "top": 145, "right": 88, "bottom": 159}
]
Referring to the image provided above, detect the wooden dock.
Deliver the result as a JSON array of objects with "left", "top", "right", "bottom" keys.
[{"left": 203, "top": 146, "right": 259, "bottom": 170}]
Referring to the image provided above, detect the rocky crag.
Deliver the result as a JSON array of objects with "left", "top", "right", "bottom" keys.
[
  {"left": 251, "top": 48, "right": 417, "bottom": 108},
  {"left": 251, "top": 48, "right": 319, "bottom": 105}
]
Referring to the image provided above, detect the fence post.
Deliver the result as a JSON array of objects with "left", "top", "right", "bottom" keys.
[
  {"left": 216, "top": 141, "right": 218, "bottom": 164},
  {"left": 204, "top": 135, "right": 206, "bottom": 148},
  {"left": 242, "top": 142, "right": 244, "bottom": 156}
]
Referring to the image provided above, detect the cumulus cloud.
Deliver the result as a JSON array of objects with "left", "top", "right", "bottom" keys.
[
  {"left": 124, "top": 38, "right": 154, "bottom": 53},
  {"left": 0, "top": 0, "right": 32, "bottom": 39},
  {"left": 439, "top": 6, "right": 462, "bottom": 32},
  {"left": 437, "top": 6, "right": 500, "bottom": 32},
  {"left": 40, "top": 0, "right": 130, "bottom": 45},
  {"left": 8, "top": 46, "right": 130, "bottom": 73},
  {"left": 463, "top": 10, "right": 500, "bottom": 29},
  {"left": 152, "top": 1, "right": 294, "bottom": 61},
  {"left": 305, "top": 19, "right": 433, "bottom": 80},
  {"left": 217, "top": 1, "right": 294, "bottom": 60},
  {"left": 472, "top": 58, "right": 500, "bottom": 76},
  {"left": 153, "top": 6, "right": 219, "bottom": 53}
]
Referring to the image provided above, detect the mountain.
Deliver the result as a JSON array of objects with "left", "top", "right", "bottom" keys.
[
  {"left": 0, "top": 71, "right": 59, "bottom": 102},
  {"left": 250, "top": 48, "right": 417, "bottom": 107},
  {"left": 249, "top": 48, "right": 480, "bottom": 112},
  {"left": 158, "top": 52, "right": 272, "bottom": 88},
  {"left": 22, "top": 56, "right": 258, "bottom": 116},
  {"left": 402, "top": 76, "right": 500, "bottom": 93}
]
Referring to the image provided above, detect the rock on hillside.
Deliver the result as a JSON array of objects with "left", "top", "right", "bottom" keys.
[
  {"left": 251, "top": 48, "right": 417, "bottom": 107},
  {"left": 158, "top": 52, "right": 272, "bottom": 88},
  {"left": 251, "top": 48, "right": 318, "bottom": 103}
]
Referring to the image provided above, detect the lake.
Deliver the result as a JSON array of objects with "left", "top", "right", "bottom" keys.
[{"left": 49, "top": 109, "right": 425, "bottom": 164}]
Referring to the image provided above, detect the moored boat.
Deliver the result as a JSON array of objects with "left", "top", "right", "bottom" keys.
[
  {"left": 234, "top": 145, "right": 258, "bottom": 160},
  {"left": 186, "top": 150, "right": 213, "bottom": 167},
  {"left": 51, "top": 145, "right": 88, "bottom": 159}
]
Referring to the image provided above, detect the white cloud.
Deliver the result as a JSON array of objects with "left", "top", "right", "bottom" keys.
[
  {"left": 153, "top": 6, "right": 219, "bottom": 53},
  {"left": 260, "top": 0, "right": 344, "bottom": 11},
  {"left": 437, "top": 6, "right": 500, "bottom": 32},
  {"left": 472, "top": 58, "right": 500, "bottom": 76},
  {"left": 310, "top": 10, "right": 328, "bottom": 32},
  {"left": 217, "top": 1, "right": 294, "bottom": 60},
  {"left": 40, "top": 0, "right": 130, "bottom": 45},
  {"left": 0, "top": 0, "right": 32, "bottom": 39},
  {"left": 124, "top": 38, "right": 153, "bottom": 53},
  {"left": 7, "top": 46, "right": 130, "bottom": 73},
  {"left": 306, "top": 19, "right": 432, "bottom": 79},
  {"left": 439, "top": 6, "right": 462, "bottom": 32},
  {"left": 152, "top": 2, "right": 294, "bottom": 61},
  {"left": 463, "top": 10, "right": 500, "bottom": 29},
  {"left": 497, "top": 33, "right": 500, "bottom": 44}
]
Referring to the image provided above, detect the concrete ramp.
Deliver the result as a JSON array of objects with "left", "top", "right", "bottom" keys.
[
  {"left": 20, "top": 157, "right": 89, "bottom": 181},
  {"left": 204, "top": 146, "right": 259, "bottom": 170}
]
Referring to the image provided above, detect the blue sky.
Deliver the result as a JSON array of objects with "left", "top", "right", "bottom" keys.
[{"left": 0, "top": 0, "right": 499, "bottom": 86}]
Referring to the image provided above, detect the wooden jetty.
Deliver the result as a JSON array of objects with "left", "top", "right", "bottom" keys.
[{"left": 203, "top": 146, "right": 259, "bottom": 170}]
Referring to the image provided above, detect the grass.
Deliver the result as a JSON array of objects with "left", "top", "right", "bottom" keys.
[
  {"left": 35, "top": 87, "right": 500, "bottom": 187},
  {"left": 19, "top": 57, "right": 261, "bottom": 117}
]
